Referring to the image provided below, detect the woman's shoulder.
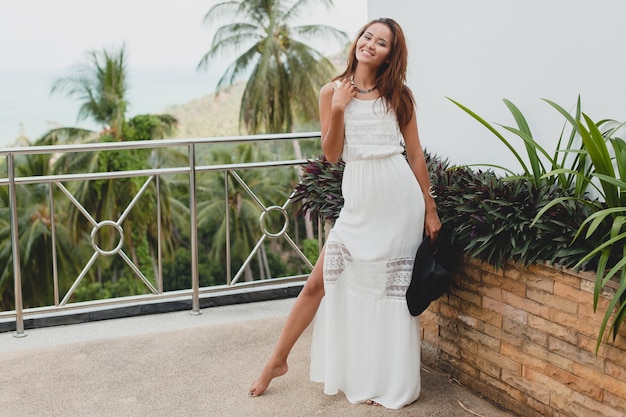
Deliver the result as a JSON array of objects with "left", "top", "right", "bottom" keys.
[{"left": 320, "top": 80, "right": 339, "bottom": 95}]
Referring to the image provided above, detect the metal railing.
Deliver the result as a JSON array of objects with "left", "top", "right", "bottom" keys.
[{"left": 0, "top": 132, "right": 322, "bottom": 337}]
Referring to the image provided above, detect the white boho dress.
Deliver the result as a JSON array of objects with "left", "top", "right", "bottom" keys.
[{"left": 310, "top": 97, "right": 425, "bottom": 409}]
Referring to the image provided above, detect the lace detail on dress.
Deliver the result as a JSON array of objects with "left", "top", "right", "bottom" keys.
[
  {"left": 324, "top": 242, "right": 413, "bottom": 299},
  {"left": 343, "top": 99, "right": 401, "bottom": 147},
  {"left": 385, "top": 257, "right": 414, "bottom": 298},
  {"left": 344, "top": 114, "right": 400, "bottom": 146},
  {"left": 324, "top": 241, "right": 352, "bottom": 284}
]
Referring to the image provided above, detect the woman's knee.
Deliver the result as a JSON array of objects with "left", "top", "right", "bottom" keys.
[
  {"left": 301, "top": 261, "right": 325, "bottom": 297},
  {"left": 301, "top": 247, "right": 326, "bottom": 297}
]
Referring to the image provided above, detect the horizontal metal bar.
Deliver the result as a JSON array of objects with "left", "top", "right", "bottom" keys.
[
  {"left": 197, "top": 159, "right": 308, "bottom": 173},
  {"left": 0, "top": 132, "right": 321, "bottom": 156},
  {"left": 0, "top": 276, "right": 308, "bottom": 321},
  {"left": 0, "top": 160, "right": 309, "bottom": 186},
  {"left": 0, "top": 167, "right": 190, "bottom": 186}
]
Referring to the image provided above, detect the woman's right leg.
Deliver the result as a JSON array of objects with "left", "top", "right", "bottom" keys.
[{"left": 248, "top": 248, "right": 326, "bottom": 397}]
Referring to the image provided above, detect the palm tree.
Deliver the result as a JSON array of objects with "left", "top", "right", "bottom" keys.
[
  {"left": 45, "top": 46, "right": 183, "bottom": 298},
  {"left": 51, "top": 45, "right": 129, "bottom": 138},
  {"left": 198, "top": 0, "right": 347, "bottom": 243},
  {"left": 197, "top": 0, "right": 348, "bottom": 134},
  {"left": 0, "top": 136, "right": 83, "bottom": 310}
]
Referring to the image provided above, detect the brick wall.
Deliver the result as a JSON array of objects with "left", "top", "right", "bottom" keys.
[{"left": 420, "top": 258, "right": 626, "bottom": 417}]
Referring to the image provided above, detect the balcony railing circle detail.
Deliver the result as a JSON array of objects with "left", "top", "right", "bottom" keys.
[
  {"left": 90, "top": 220, "right": 125, "bottom": 256},
  {"left": 259, "top": 206, "right": 289, "bottom": 238},
  {"left": 1, "top": 131, "right": 321, "bottom": 335}
]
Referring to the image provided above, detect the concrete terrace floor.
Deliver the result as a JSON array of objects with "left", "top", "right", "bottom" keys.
[{"left": 0, "top": 298, "right": 519, "bottom": 417}]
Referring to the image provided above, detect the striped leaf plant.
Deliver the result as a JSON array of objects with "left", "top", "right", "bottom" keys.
[
  {"left": 450, "top": 96, "right": 626, "bottom": 351},
  {"left": 538, "top": 101, "right": 626, "bottom": 352}
]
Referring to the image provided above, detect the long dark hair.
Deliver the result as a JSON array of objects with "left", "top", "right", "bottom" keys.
[{"left": 334, "top": 18, "right": 415, "bottom": 128}]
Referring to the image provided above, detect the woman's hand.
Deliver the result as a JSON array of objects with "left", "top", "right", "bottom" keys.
[
  {"left": 331, "top": 78, "right": 356, "bottom": 111},
  {"left": 424, "top": 208, "right": 442, "bottom": 242},
  {"left": 320, "top": 79, "right": 355, "bottom": 163}
]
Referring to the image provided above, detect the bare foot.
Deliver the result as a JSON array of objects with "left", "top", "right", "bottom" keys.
[
  {"left": 366, "top": 400, "right": 381, "bottom": 406},
  {"left": 248, "top": 360, "right": 289, "bottom": 397}
]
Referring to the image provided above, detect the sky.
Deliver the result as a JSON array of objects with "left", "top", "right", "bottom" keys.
[
  {"left": 0, "top": 0, "right": 366, "bottom": 70},
  {"left": 0, "top": 0, "right": 367, "bottom": 146}
]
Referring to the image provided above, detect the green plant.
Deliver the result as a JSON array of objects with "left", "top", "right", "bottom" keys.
[
  {"left": 430, "top": 162, "right": 594, "bottom": 271},
  {"left": 447, "top": 96, "right": 591, "bottom": 196},
  {"left": 302, "top": 238, "right": 321, "bottom": 264},
  {"left": 535, "top": 103, "right": 626, "bottom": 350},
  {"left": 291, "top": 155, "right": 344, "bottom": 222},
  {"left": 197, "top": 0, "right": 347, "bottom": 134},
  {"left": 449, "top": 96, "right": 626, "bottom": 350}
]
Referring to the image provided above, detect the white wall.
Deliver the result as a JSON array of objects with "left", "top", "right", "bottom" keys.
[{"left": 367, "top": 0, "right": 626, "bottom": 170}]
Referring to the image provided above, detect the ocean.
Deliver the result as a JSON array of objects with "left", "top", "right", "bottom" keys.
[{"left": 0, "top": 64, "right": 226, "bottom": 147}]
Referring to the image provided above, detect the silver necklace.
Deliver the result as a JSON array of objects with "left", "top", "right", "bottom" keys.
[{"left": 350, "top": 76, "right": 377, "bottom": 94}]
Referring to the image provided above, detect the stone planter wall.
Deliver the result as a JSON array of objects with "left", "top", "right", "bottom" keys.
[{"left": 420, "top": 258, "right": 626, "bottom": 417}]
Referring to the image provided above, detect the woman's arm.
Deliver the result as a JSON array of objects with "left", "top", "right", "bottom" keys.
[
  {"left": 319, "top": 79, "right": 355, "bottom": 163},
  {"left": 401, "top": 110, "right": 442, "bottom": 241}
]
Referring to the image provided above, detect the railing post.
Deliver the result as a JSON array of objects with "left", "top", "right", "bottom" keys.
[
  {"left": 189, "top": 144, "right": 200, "bottom": 315},
  {"left": 7, "top": 154, "right": 26, "bottom": 337},
  {"left": 50, "top": 183, "right": 59, "bottom": 306},
  {"left": 156, "top": 175, "right": 163, "bottom": 294},
  {"left": 225, "top": 170, "right": 231, "bottom": 285}
]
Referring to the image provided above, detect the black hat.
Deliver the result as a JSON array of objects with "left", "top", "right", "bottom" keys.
[{"left": 406, "top": 236, "right": 451, "bottom": 316}]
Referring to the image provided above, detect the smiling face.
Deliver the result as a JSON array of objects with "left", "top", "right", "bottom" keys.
[{"left": 355, "top": 22, "right": 393, "bottom": 68}]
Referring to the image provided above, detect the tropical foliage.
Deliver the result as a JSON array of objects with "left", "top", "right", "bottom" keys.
[
  {"left": 291, "top": 155, "right": 344, "bottom": 222},
  {"left": 51, "top": 45, "right": 130, "bottom": 138},
  {"left": 537, "top": 103, "right": 626, "bottom": 350},
  {"left": 1, "top": 0, "right": 342, "bottom": 310},
  {"left": 429, "top": 163, "right": 596, "bottom": 271},
  {"left": 447, "top": 97, "right": 592, "bottom": 197},
  {"left": 0, "top": 45, "right": 184, "bottom": 308},
  {"left": 198, "top": 0, "right": 348, "bottom": 134},
  {"left": 0, "top": 149, "right": 81, "bottom": 309},
  {"left": 448, "top": 97, "right": 626, "bottom": 350},
  {"left": 49, "top": 46, "right": 182, "bottom": 302}
]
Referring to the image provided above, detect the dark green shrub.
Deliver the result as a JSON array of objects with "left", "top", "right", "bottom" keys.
[{"left": 430, "top": 159, "right": 598, "bottom": 271}]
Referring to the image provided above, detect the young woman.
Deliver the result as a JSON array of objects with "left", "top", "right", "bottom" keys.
[{"left": 249, "top": 17, "right": 441, "bottom": 409}]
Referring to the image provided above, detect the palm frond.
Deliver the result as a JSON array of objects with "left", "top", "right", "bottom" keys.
[
  {"left": 212, "top": 44, "right": 261, "bottom": 89},
  {"left": 211, "top": 23, "right": 261, "bottom": 48},
  {"left": 291, "top": 24, "right": 348, "bottom": 46},
  {"left": 198, "top": 0, "right": 343, "bottom": 134}
]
